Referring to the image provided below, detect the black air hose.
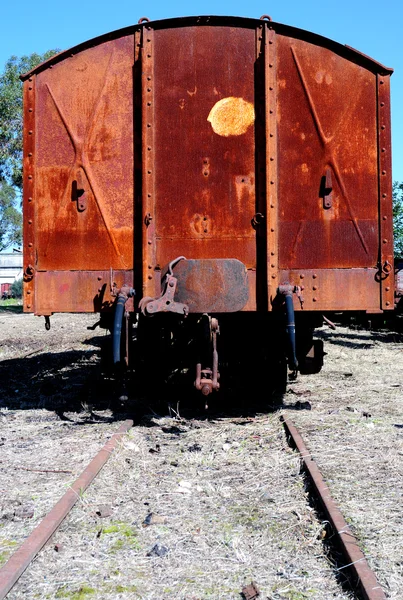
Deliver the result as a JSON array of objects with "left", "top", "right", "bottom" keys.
[
  {"left": 112, "top": 292, "right": 127, "bottom": 365},
  {"left": 284, "top": 292, "right": 298, "bottom": 372}
]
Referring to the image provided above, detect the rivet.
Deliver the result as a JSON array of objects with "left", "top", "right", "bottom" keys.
[
  {"left": 147, "top": 54, "right": 152, "bottom": 58},
  {"left": 27, "top": 304, "right": 31, "bottom": 309},
  {"left": 270, "top": 204, "right": 274, "bottom": 208},
  {"left": 28, "top": 152, "right": 32, "bottom": 157},
  {"left": 28, "top": 219, "right": 32, "bottom": 224},
  {"left": 271, "top": 264, "right": 275, "bottom": 268},
  {"left": 380, "top": 80, "right": 384, "bottom": 85},
  {"left": 270, "top": 133, "right": 274, "bottom": 137},
  {"left": 97, "top": 276, "right": 102, "bottom": 281},
  {"left": 382, "top": 170, "right": 386, "bottom": 175},
  {"left": 269, "top": 86, "right": 273, "bottom": 91},
  {"left": 147, "top": 123, "right": 151, "bottom": 128},
  {"left": 386, "top": 301, "right": 390, "bottom": 306},
  {"left": 28, "top": 86, "right": 33, "bottom": 90},
  {"left": 385, "top": 287, "right": 390, "bottom": 292},
  {"left": 28, "top": 197, "right": 33, "bottom": 202},
  {"left": 148, "top": 265, "right": 152, "bottom": 269},
  {"left": 269, "top": 110, "right": 273, "bottom": 114},
  {"left": 383, "top": 239, "right": 387, "bottom": 243},
  {"left": 28, "top": 108, "right": 33, "bottom": 112},
  {"left": 147, "top": 193, "right": 151, "bottom": 198},
  {"left": 147, "top": 76, "right": 151, "bottom": 81},
  {"left": 49, "top": 65, "right": 53, "bottom": 69},
  {"left": 381, "top": 125, "right": 385, "bottom": 130},
  {"left": 271, "top": 274, "right": 276, "bottom": 278},
  {"left": 148, "top": 275, "right": 153, "bottom": 279},
  {"left": 300, "top": 274, "right": 304, "bottom": 279},
  {"left": 28, "top": 130, "right": 33, "bottom": 135},
  {"left": 27, "top": 290, "right": 31, "bottom": 294},
  {"left": 269, "top": 63, "right": 273, "bottom": 67},
  {"left": 270, "top": 157, "right": 274, "bottom": 161},
  {"left": 28, "top": 242, "right": 33, "bottom": 247},
  {"left": 270, "top": 251, "right": 275, "bottom": 256},
  {"left": 270, "top": 181, "right": 274, "bottom": 184},
  {"left": 98, "top": 288, "right": 102, "bottom": 292},
  {"left": 382, "top": 193, "right": 387, "bottom": 198},
  {"left": 313, "top": 273, "right": 317, "bottom": 279},
  {"left": 147, "top": 101, "right": 151, "bottom": 106},
  {"left": 148, "top": 241, "right": 152, "bottom": 245},
  {"left": 147, "top": 87, "right": 151, "bottom": 92},
  {"left": 381, "top": 148, "right": 386, "bottom": 152},
  {"left": 269, "top": 40, "right": 273, "bottom": 44},
  {"left": 147, "top": 146, "right": 151, "bottom": 151},
  {"left": 313, "top": 285, "right": 317, "bottom": 291},
  {"left": 28, "top": 175, "right": 33, "bottom": 179},
  {"left": 270, "top": 228, "right": 275, "bottom": 232},
  {"left": 313, "top": 297, "right": 317, "bottom": 302},
  {"left": 380, "top": 102, "right": 385, "bottom": 107},
  {"left": 300, "top": 286, "right": 305, "bottom": 291},
  {"left": 29, "top": 77, "right": 32, "bottom": 82},
  {"left": 147, "top": 170, "right": 152, "bottom": 174}
]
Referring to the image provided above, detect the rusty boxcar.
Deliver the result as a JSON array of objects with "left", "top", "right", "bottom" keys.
[{"left": 21, "top": 15, "right": 395, "bottom": 401}]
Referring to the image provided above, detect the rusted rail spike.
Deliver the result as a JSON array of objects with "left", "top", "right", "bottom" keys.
[
  {"left": 281, "top": 415, "right": 386, "bottom": 600},
  {"left": 0, "top": 419, "right": 134, "bottom": 600}
]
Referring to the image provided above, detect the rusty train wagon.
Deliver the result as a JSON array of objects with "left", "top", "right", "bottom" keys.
[{"left": 21, "top": 15, "right": 394, "bottom": 401}]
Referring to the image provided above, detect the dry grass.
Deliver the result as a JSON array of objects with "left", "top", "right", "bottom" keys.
[{"left": 0, "top": 313, "right": 401, "bottom": 599}]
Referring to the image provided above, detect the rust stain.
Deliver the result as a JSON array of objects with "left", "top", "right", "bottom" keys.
[{"left": 207, "top": 97, "right": 254, "bottom": 137}]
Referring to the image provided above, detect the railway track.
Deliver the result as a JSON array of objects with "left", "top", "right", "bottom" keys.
[
  {"left": 0, "top": 314, "right": 402, "bottom": 598},
  {"left": 0, "top": 407, "right": 388, "bottom": 599}
]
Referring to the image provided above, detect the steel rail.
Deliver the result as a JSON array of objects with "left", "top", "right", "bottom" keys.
[
  {"left": 0, "top": 419, "right": 134, "bottom": 599},
  {"left": 281, "top": 414, "right": 386, "bottom": 600}
]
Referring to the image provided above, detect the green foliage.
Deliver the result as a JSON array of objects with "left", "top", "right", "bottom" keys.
[
  {"left": 0, "top": 50, "right": 60, "bottom": 189},
  {"left": 11, "top": 277, "right": 22, "bottom": 298},
  {"left": 393, "top": 181, "right": 403, "bottom": 258},
  {"left": 0, "top": 181, "right": 21, "bottom": 250}
]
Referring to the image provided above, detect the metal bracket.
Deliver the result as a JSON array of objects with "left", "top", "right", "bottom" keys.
[
  {"left": 138, "top": 258, "right": 188, "bottom": 317},
  {"left": 139, "top": 274, "right": 189, "bottom": 316},
  {"left": 194, "top": 317, "right": 220, "bottom": 399}
]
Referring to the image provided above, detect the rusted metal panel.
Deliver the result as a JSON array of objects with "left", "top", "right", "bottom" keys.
[
  {"left": 34, "top": 36, "right": 135, "bottom": 274},
  {"left": 149, "top": 25, "right": 257, "bottom": 290},
  {"left": 278, "top": 268, "right": 380, "bottom": 311},
  {"left": 22, "top": 17, "right": 394, "bottom": 317},
  {"left": 377, "top": 74, "right": 395, "bottom": 310},
  {"left": 34, "top": 270, "right": 133, "bottom": 314},
  {"left": 23, "top": 76, "right": 36, "bottom": 313},
  {"left": 276, "top": 36, "right": 379, "bottom": 272},
  {"left": 172, "top": 259, "right": 249, "bottom": 313}
]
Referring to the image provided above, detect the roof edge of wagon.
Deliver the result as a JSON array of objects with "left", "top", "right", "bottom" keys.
[{"left": 20, "top": 15, "right": 393, "bottom": 81}]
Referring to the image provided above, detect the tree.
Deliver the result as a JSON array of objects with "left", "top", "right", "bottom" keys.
[
  {"left": 393, "top": 181, "right": 403, "bottom": 258},
  {"left": 0, "top": 50, "right": 60, "bottom": 190},
  {"left": 11, "top": 277, "right": 22, "bottom": 299},
  {"left": 0, "top": 181, "right": 21, "bottom": 250}
]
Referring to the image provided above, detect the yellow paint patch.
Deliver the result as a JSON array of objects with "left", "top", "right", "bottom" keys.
[{"left": 207, "top": 97, "right": 255, "bottom": 137}]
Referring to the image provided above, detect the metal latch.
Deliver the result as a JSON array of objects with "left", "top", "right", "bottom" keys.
[{"left": 321, "top": 168, "right": 333, "bottom": 209}]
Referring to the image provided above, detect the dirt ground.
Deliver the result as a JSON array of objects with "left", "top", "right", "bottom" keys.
[{"left": 0, "top": 305, "right": 402, "bottom": 599}]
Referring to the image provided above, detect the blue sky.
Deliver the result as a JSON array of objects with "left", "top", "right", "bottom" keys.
[{"left": 1, "top": 0, "right": 402, "bottom": 183}]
